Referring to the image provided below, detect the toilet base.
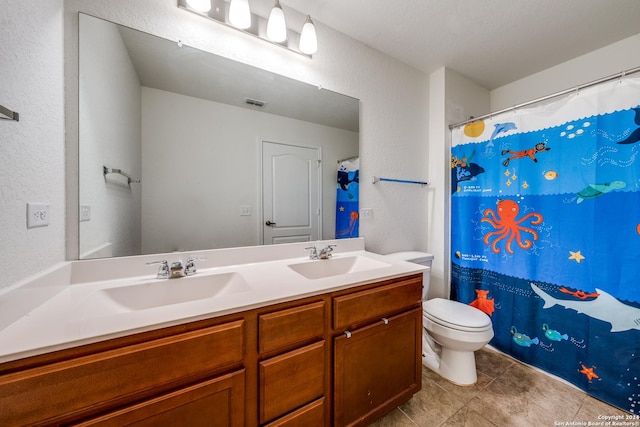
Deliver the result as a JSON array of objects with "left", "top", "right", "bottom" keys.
[{"left": 437, "top": 347, "right": 478, "bottom": 386}]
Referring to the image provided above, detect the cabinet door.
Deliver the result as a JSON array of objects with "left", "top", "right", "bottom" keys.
[
  {"left": 334, "top": 308, "right": 422, "bottom": 427},
  {"left": 75, "top": 370, "right": 245, "bottom": 427}
]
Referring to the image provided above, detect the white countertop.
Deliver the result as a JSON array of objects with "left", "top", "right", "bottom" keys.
[{"left": 0, "top": 239, "right": 426, "bottom": 364}]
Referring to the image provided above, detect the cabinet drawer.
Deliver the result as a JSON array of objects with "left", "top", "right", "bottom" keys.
[
  {"left": 333, "top": 276, "right": 422, "bottom": 329},
  {"left": 76, "top": 370, "right": 245, "bottom": 427},
  {"left": 259, "top": 341, "right": 325, "bottom": 424},
  {"left": 259, "top": 301, "right": 324, "bottom": 354},
  {"left": 0, "top": 320, "right": 244, "bottom": 426},
  {"left": 263, "top": 397, "right": 325, "bottom": 427}
]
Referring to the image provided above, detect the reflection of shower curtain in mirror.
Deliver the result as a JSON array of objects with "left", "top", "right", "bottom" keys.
[
  {"left": 336, "top": 159, "right": 359, "bottom": 239},
  {"left": 450, "top": 76, "right": 640, "bottom": 412}
]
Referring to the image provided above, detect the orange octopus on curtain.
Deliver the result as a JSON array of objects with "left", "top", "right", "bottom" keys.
[{"left": 481, "top": 200, "right": 543, "bottom": 254}]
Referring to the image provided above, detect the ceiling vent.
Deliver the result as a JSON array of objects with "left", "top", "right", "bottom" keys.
[{"left": 245, "top": 98, "right": 266, "bottom": 107}]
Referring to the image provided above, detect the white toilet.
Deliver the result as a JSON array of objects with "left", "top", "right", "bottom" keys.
[{"left": 387, "top": 252, "right": 494, "bottom": 385}]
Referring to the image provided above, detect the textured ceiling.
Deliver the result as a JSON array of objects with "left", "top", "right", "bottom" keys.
[{"left": 282, "top": 0, "right": 640, "bottom": 89}]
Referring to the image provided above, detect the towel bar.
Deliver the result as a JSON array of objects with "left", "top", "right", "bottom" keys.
[{"left": 371, "top": 176, "right": 429, "bottom": 186}]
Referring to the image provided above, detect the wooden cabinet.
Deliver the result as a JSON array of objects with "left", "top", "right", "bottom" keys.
[
  {"left": 258, "top": 300, "right": 325, "bottom": 355},
  {"left": 0, "top": 319, "right": 245, "bottom": 426},
  {"left": 263, "top": 397, "right": 325, "bottom": 427},
  {"left": 76, "top": 370, "right": 245, "bottom": 427},
  {"left": 259, "top": 341, "right": 325, "bottom": 424},
  {"left": 258, "top": 301, "right": 326, "bottom": 425},
  {"left": 0, "top": 273, "right": 423, "bottom": 427},
  {"left": 334, "top": 308, "right": 422, "bottom": 426},
  {"left": 332, "top": 275, "right": 423, "bottom": 427}
]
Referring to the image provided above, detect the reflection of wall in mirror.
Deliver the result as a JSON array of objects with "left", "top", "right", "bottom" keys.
[
  {"left": 141, "top": 87, "right": 358, "bottom": 254},
  {"left": 79, "top": 14, "right": 142, "bottom": 259}
]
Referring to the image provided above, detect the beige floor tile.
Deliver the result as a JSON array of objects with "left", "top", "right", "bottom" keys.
[
  {"left": 439, "top": 397, "right": 499, "bottom": 427},
  {"left": 368, "top": 408, "right": 417, "bottom": 426},
  {"left": 373, "top": 349, "right": 627, "bottom": 427},
  {"left": 573, "top": 395, "right": 630, "bottom": 422},
  {"left": 398, "top": 376, "right": 467, "bottom": 426}
]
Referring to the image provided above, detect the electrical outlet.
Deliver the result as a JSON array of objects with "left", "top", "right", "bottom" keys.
[
  {"left": 360, "top": 208, "right": 373, "bottom": 218},
  {"left": 240, "top": 206, "right": 252, "bottom": 216},
  {"left": 80, "top": 205, "right": 91, "bottom": 222},
  {"left": 27, "top": 203, "right": 50, "bottom": 228}
]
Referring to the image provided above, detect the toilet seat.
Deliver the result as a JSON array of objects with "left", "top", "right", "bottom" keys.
[{"left": 423, "top": 298, "right": 492, "bottom": 332}]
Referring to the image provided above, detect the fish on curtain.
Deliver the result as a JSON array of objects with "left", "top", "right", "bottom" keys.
[
  {"left": 335, "top": 158, "right": 359, "bottom": 239},
  {"left": 451, "top": 76, "right": 640, "bottom": 413}
]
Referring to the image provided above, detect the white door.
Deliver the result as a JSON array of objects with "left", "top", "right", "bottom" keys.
[{"left": 262, "top": 141, "right": 321, "bottom": 245}]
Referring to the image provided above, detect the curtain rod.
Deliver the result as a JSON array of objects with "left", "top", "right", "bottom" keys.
[
  {"left": 337, "top": 155, "right": 359, "bottom": 164},
  {"left": 449, "top": 65, "right": 640, "bottom": 130}
]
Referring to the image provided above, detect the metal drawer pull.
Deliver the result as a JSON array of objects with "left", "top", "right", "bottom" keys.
[
  {"left": 382, "top": 318, "right": 389, "bottom": 325},
  {"left": 344, "top": 331, "right": 352, "bottom": 338}
]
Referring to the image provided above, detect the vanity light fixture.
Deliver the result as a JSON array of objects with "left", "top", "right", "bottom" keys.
[
  {"left": 178, "top": 0, "right": 318, "bottom": 57},
  {"left": 229, "top": 0, "right": 251, "bottom": 29},
  {"left": 186, "top": 0, "right": 211, "bottom": 13},
  {"left": 299, "top": 15, "right": 317, "bottom": 55},
  {"left": 267, "top": 0, "right": 287, "bottom": 43}
]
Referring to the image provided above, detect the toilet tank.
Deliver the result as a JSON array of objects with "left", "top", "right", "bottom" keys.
[{"left": 385, "top": 251, "right": 434, "bottom": 300}]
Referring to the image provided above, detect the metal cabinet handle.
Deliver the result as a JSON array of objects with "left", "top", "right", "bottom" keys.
[
  {"left": 344, "top": 331, "right": 352, "bottom": 338},
  {"left": 382, "top": 318, "right": 389, "bottom": 325}
]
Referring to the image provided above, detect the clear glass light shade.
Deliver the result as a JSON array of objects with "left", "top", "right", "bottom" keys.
[
  {"left": 267, "top": 1, "right": 287, "bottom": 42},
  {"left": 299, "top": 16, "right": 317, "bottom": 55},
  {"left": 229, "top": 0, "right": 251, "bottom": 29},
  {"left": 186, "top": 0, "right": 211, "bottom": 13}
]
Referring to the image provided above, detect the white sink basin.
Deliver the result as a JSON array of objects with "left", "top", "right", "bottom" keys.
[
  {"left": 101, "top": 272, "right": 250, "bottom": 311},
  {"left": 288, "top": 256, "right": 390, "bottom": 280}
]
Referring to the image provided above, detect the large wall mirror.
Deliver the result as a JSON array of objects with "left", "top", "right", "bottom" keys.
[{"left": 79, "top": 14, "right": 359, "bottom": 259}]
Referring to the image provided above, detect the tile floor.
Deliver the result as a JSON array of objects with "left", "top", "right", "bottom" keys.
[{"left": 371, "top": 346, "right": 630, "bottom": 427}]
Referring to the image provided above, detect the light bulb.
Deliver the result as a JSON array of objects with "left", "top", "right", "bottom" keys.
[
  {"left": 299, "top": 15, "right": 317, "bottom": 55},
  {"left": 267, "top": 0, "right": 287, "bottom": 43},
  {"left": 229, "top": 0, "right": 251, "bottom": 29},
  {"left": 186, "top": 0, "right": 211, "bottom": 13}
]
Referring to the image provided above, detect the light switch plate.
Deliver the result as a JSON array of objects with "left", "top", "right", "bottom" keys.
[
  {"left": 240, "top": 206, "right": 251, "bottom": 216},
  {"left": 360, "top": 208, "right": 373, "bottom": 218},
  {"left": 27, "top": 203, "right": 50, "bottom": 228},
  {"left": 80, "top": 205, "right": 91, "bottom": 222}
]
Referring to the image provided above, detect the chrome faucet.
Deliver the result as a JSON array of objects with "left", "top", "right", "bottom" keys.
[
  {"left": 318, "top": 244, "right": 336, "bottom": 259},
  {"left": 169, "top": 261, "right": 186, "bottom": 278},
  {"left": 146, "top": 260, "right": 170, "bottom": 279},
  {"left": 184, "top": 256, "right": 206, "bottom": 276},
  {"left": 147, "top": 256, "right": 205, "bottom": 279},
  {"left": 306, "top": 244, "right": 336, "bottom": 260}
]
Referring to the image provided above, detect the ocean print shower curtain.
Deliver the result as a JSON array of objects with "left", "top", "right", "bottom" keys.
[
  {"left": 336, "top": 158, "right": 359, "bottom": 238},
  {"left": 451, "top": 76, "right": 640, "bottom": 412}
]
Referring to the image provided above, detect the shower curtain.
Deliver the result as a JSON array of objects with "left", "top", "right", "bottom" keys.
[
  {"left": 451, "top": 76, "right": 640, "bottom": 412},
  {"left": 336, "top": 158, "right": 359, "bottom": 239}
]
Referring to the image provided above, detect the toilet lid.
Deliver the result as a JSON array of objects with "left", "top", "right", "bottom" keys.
[{"left": 423, "top": 298, "right": 491, "bottom": 329}]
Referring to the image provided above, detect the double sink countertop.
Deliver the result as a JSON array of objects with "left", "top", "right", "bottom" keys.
[{"left": 0, "top": 238, "right": 427, "bottom": 364}]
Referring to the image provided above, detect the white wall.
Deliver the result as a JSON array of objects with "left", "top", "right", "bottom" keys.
[
  {"left": 0, "top": 0, "right": 65, "bottom": 289},
  {"left": 491, "top": 34, "right": 640, "bottom": 110},
  {"left": 64, "top": 0, "right": 430, "bottom": 261},
  {"left": 427, "top": 68, "right": 490, "bottom": 299},
  {"left": 79, "top": 14, "right": 142, "bottom": 259},
  {"left": 140, "top": 87, "right": 358, "bottom": 253}
]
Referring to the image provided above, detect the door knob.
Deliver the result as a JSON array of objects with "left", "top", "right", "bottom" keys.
[{"left": 265, "top": 220, "right": 276, "bottom": 226}]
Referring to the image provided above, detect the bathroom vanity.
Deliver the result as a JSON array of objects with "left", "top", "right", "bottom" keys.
[{"left": 0, "top": 239, "right": 425, "bottom": 426}]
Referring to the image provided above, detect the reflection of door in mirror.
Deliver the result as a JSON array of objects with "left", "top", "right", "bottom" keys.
[{"left": 262, "top": 142, "right": 320, "bottom": 244}]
